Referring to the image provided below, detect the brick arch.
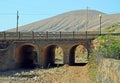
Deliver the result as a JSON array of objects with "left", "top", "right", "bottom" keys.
[
  {"left": 15, "top": 43, "right": 39, "bottom": 69},
  {"left": 69, "top": 44, "right": 88, "bottom": 65},
  {"left": 43, "top": 45, "right": 64, "bottom": 68}
]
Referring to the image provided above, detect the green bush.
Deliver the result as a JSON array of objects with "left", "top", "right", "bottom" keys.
[{"left": 96, "top": 35, "right": 120, "bottom": 60}]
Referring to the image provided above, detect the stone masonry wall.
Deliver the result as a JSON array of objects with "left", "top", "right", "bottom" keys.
[
  {"left": 97, "top": 58, "right": 120, "bottom": 83},
  {"left": 0, "top": 39, "right": 92, "bottom": 71},
  {"left": 0, "top": 44, "right": 16, "bottom": 71}
]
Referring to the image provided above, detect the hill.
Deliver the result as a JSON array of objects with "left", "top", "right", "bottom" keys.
[
  {"left": 103, "top": 24, "right": 120, "bottom": 33},
  {"left": 9, "top": 10, "right": 120, "bottom": 32}
]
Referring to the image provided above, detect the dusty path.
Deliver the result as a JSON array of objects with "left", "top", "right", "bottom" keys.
[
  {"left": 59, "top": 65, "right": 92, "bottom": 83},
  {"left": 0, "top": 64, "right": 92, "bottom": 83}
]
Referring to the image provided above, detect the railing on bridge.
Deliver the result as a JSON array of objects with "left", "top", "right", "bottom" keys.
[{"left": 1, "top": 31, "right": 119, "bottom": 40}]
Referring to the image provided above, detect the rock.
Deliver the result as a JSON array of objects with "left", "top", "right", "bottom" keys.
[
  {"left": 30, "top": 71, "right": 34, "bottom": 75},
  {"left": 33, "top": 76, "right": 38, "bottom": 81},
  {"left": 97, "top": 58, "right": 120, "bottom": 83}
]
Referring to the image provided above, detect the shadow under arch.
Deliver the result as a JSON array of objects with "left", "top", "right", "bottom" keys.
[
  {"left": 69, "top": 44, "right": 88, "bottom": 66},
  {"left": 43, "top": 45, "right": 64, "bottom": 68},
  {"left": 15, "top": 43, "right": 39, "bottom": 69}
]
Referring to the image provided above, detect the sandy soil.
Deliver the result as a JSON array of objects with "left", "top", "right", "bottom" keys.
[{"left": 0, "top": 64, "right": 92, "bottom": 83}]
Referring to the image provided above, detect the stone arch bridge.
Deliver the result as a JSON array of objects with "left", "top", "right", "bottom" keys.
[{"left": 0, "top": 31, "right": 117, "bottom": 71}]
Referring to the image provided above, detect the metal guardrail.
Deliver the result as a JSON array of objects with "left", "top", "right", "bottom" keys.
[{"left": 0, "top": 31, "right": 119, "bottom": 40}]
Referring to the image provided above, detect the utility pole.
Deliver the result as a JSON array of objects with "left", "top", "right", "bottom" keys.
[
  {"left": 16, "top": 11, "right": 19, "bottom": 33},
  {"left": 85, "top": 7, "right": 88, "bottom": 40},
  {"left": 99, "top": 14, "right": 102, "bottom": 35},
  {"left": 85, "top": 6, "right": 88, "bottom": 32}
]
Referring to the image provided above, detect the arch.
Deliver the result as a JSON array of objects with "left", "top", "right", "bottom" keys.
[
  {"left": 69, "top": 44, "right": 88, "bottom": 65},
  {"left": 43, "top": 45, "right": 64, "bottom": 68},
  {"left": 15, "top": 43, "right": 39, "bottom": 69}
]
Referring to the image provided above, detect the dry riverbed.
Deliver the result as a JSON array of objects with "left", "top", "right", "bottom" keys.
[{"left": 0, "top": 64, "right": 92, "bottom": 83}]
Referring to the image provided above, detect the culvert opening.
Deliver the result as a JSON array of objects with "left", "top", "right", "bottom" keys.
[
  {"left": 0, "top": 41, "right": 9, "bottom": 49},
  {"left": 16, "top": 45, "right": 38, "bottom": 69},
  {"left": 69, "top": 45, "right": 88, "bottom": 66},
  {"left": 43, "top": 45, "right": 64, "bottom": 68}
]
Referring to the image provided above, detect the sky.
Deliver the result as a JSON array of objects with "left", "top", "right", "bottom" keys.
[{"left": 0, "top": 0, "right": 120, "bottom": 31}]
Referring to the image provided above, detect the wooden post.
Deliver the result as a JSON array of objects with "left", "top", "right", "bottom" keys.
[
  {"left": 32, "top": 31, "right": 34, "bottom": 39},
  {"left": 86, "top": 31, "right": 87, "bottom": 40},
  {"left": 46, "top": 31, "right": 48, "bottom": 38},
  {"left": 73, "top": 31, "right": 74, "bottom": 39},
  {"left": 18, "top": 32, "right": 20, "bottom": 39},
  {"left": 3, "top": 32, "right": 6, "bottom": 39},
  {"left": 60, "top": 31, "right": 61, "bottom": 39}
]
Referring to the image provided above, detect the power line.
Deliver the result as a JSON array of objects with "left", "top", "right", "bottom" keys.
[
  {"left": 0, "top": 13, "right": 52, "bottom": 15},
  {"left": 0, "top": 12, "right": 91, "bottom": 16},
  {"left": 0, "top": 13, "right": 16, "bottom": 15}
]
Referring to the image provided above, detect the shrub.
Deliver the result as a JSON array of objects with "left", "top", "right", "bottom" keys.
[{"left": 97, "top": 35, "right": 120, "bottom": 60}]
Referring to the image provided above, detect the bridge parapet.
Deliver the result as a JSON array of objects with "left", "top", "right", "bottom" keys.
[
  {"left": 1, "top": 31, "right": 120, "bottom": 40},
  {"left": 0, "top": 31, "right": 100, "bottom": 40}
]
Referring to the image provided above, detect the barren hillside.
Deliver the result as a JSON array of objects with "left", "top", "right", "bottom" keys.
[{"left": 9, "top": 10, "right": 120, "bottom": 32}]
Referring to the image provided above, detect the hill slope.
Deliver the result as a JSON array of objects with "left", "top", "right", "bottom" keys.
[{"left": 9, "top": 10, "right": 120, "bottom": 32}]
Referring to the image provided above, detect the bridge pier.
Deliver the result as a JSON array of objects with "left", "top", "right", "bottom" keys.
[{"left": 63, "top": 47, "right": 70, "bottom": 64}]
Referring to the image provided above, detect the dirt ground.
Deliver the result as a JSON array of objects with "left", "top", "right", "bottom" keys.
[{"left": 0, "top": 64, "right": 92, "bottom": 83}]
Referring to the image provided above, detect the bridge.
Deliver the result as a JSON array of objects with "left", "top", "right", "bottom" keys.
[{"left": 0, "top": 31, "right": 119, "bottom": 71}]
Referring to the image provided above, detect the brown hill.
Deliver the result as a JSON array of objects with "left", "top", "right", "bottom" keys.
[{"left": 9, "top": 10, "right": 120, "bottom": 32}]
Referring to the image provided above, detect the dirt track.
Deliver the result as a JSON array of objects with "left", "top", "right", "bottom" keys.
[{"left": 0, "top": 64, "right": 92, "bottom": 83}]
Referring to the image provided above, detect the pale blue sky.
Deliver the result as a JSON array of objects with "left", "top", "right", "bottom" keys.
[{"left": 0, "top": 0, "right": 120, "bottom": 31}]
